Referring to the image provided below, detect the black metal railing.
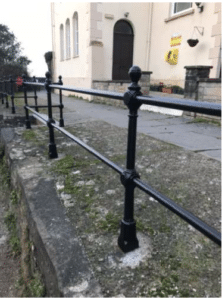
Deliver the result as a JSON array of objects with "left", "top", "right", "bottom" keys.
[
  {"left": 0, "top": 75, "right": 45, "bottom": 114},
  {"left": 1, "top": 66, "right": 221, "bottom": 252}
]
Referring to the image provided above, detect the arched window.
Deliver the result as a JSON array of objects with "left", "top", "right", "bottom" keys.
[
  {"left": 60, "top": 24, "right": 64, "bottom": 61},
  {"left": 66, "top": 19, "right": 71, "bottom": 59},
  {"left": 73, "top": 12, "right": 79, "bottom": 56}
]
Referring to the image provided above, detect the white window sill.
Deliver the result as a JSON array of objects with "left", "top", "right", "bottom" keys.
[
  {"left": 165, "top": 8, "right": 194, "bottom": 23},
  {"left": 73, "top": 55, "right": 79, "bottom": 58}
]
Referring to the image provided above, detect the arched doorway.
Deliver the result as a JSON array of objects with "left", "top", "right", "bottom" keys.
[{"left": 112, "top": 20, "right": 134, "bottom": 80}]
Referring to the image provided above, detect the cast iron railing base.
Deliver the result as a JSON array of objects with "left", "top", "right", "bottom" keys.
[
  {"left": 118, "top": 219, "right": 139, "bottom": 253},
  {"left": 25, "top": 120, "right": 31, "bottom": 129},
  {"left": 48, "top": 143, "right": 58, "bottom": 159}
]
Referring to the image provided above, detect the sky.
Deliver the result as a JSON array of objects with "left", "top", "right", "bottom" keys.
[{"left": 0, "top": 1, "right": 52, "bottom": 76}]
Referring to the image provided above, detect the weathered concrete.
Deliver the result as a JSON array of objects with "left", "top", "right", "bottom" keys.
[
  {"left": 0, "top": 150, "right": 20, "bottom": 297},
  {"left": 0, "top": 126, "right": 102, "bottom": 297},
  {"left": 0, "top": 116, "right": 221, "bottom": 297}
]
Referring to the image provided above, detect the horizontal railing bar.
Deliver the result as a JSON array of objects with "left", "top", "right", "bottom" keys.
[
  {"left": 133, "top": 177, "right": 221, "bottom": 246},
  {"left": 24, "top": 82, "right": 45, "bottom": 87},
  {"left": 15, "top": 96, "right": 35, "bottom": 99},
  {"left": 22, "top": 82, "right": 222, "bottom": 116},
  {"left": 51, "top": 122, "right": 124, "bottom": 174},
  {"left": 137, "top": 95, "right": 221, "bottom": 117},
  {"left": 32, "top": 113, "right": 48, "bottom": 125},
  {"left": 50, "top": 84, "right": 221, "bottom": 116},
  {"left": 49, "top": 84, "right": 124, "bottom": 100},
  {"left": 26, "top": 106, "right": 47, "bottom": 121},
  {"left": 28, "top": 105, "right": 60, "bottom": 108}
]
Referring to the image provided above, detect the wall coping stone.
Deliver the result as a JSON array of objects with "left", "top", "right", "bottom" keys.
[
  {"left": 141, "top": 71, "right": 153, "bottom": 75},
  {"left": 184, "top": 65, "right": 213, "bottom": 70},
  {"left": 198, "top": 78, "right": 221, "bottom": 83},
  {"left": 93, "top": 80, "right": 130, "bottom": 84}
]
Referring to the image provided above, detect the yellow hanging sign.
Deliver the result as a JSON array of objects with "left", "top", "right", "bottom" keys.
[
  {"left": 170, "top": 36, "right": 182, "bottom": 47},
  {"left": 164, "top": 48, "right": 179, "bottom": 65}
]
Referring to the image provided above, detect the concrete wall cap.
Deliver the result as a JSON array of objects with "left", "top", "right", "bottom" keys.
[{"left": 184, "top": 66, "right": 213, "bottom": 69}]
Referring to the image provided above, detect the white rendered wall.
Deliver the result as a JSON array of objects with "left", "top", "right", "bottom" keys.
[
  {"left": 51, "top": 2, "right": 91, "bottom": 97},
  {"left": 149, "top": 2, "right": 218, "bottom": 87}
]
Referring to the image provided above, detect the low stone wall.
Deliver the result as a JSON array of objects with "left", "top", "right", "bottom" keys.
[
  {"left": 196, "top": 79, "right": 221, "bottom": 121},
  {"left": 198, "top": 79, "right": 221, "bottom": 103},
  {"left": 92, "top": 80, "right": 129, "bottom": 108},
  {"left": 183, "top": 66, "right": 221, "bottom": 121},
  {"left": 92, "top": 72, "right": 152, "bottom": 108}
]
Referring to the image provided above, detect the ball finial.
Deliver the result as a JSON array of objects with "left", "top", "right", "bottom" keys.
[
  {"left": 45, "top": 71, "right": 51, "bottom": 79},
  {"left": 128, "top": 65, "right": 142, "bottom": 83}
]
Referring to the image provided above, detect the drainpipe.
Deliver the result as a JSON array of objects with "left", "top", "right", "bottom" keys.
[
  {"left": 146, "top": 2, "right": 153, "bottom": 71},
  {"left": 51, "top": 3, "right": 56, "bottom": 82}
]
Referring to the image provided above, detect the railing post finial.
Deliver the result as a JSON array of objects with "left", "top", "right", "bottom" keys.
[
  {"left": 58, "top": 75, "right": 63, "bottom": 85},
  {"left": 123, "top": 66, "right": 142, "bottom": 111}
]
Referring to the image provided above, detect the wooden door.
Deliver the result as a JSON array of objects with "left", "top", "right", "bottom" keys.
[{"left": 112, "top": 21, "right": 134, "bottom": 80}]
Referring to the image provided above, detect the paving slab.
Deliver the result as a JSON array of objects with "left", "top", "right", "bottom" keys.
[{"left": 32, "top": 91, "right": 221, "bottom": 161}]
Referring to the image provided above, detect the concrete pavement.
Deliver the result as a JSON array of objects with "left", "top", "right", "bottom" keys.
[{"left": 36, "top": 91, "right": 221, "bottom": 161}]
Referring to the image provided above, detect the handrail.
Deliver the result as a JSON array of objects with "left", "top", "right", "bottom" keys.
[
  {"left": 24, "top": 82, "right": 221, "bottom": 116},
  {"left": 1, "top": 66, "right": 221, "bottom": 253}
]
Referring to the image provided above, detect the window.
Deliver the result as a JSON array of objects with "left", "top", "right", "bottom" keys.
[
  {"left": 60, "top": 24, "right": 64, "bottom": 61},
  {"left": 73, "top": 12, "right": 79, "bottom": 56},
  {"left": 172, "top": 2, "right": 192, "bottom": 15},
  {"left": 66, "top": 19, "right": 71, "bottom": 59}
]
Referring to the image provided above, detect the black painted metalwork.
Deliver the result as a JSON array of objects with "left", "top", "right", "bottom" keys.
[
  {"left": 33, "top": 76, "right": 39, "bottom": 112},
  {"left": 118, "top": 66, "right": 142, "bottom": 252},
  {"left": 45, "top": 72, "right": 58, "bottom": 159},
  {"left": 5, "top": 80, "right": 9, "bottom": 108},
  {"left": 133, "top": 178, "right": 221, "bottom": 245},
  {"left": 13, "top": 65, "right": 221, "bottom": 252},
  {"left": 58, "top": 76, "right": 64, "bottom": 127},
  {"left": 9, "top": 76, "right": 15, "bottom": 114},
  {"left": 22, "top": 74, "right": 31, "bottom": 129}
]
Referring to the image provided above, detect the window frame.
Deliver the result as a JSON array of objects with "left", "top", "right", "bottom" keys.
[
  {"left": 65, "top": 18, "right": 71, "bottom": 60},
  {"left": 171, "top": 2, "right": 192, "bottom": 16},
  {"left": 73, "top": 12, "right": 79, "bottom": 57},
  {"left": 60, "top": 24, "right": 64, "bottom": 61}
]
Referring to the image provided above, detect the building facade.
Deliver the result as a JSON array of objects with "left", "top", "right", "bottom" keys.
[{"left": 50, "top": 2, "right": 221, "bottom": 96}]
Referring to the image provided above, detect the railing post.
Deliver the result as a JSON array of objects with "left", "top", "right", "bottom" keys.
[
  {"left": 118, "top": 66, "right": 142, "bottom": 253},
  {"left": 5, "top": 79, "right": 9, "bottom": 108},
  {"left": 0, "top": 80, "right": 3, "bottom": 104},
  {"left": 33, "top": 76, "right": 39, "bottom": 112},
  {"left": 58, "top": 75, "right": 64, "bottom": 127},
  {"left": 22, "top": 74, "right": 31, "bottom": 129},
  {"left": 10, "top": 76, "right": 15, "bottom": 114},
  {"left": 45, "top": 72, "right": 58, "bottom": 159}
]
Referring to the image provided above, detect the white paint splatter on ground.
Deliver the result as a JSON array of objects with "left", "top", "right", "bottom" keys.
[{"left": 119, "top": 233, "right": 152, "bottom": 269}]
